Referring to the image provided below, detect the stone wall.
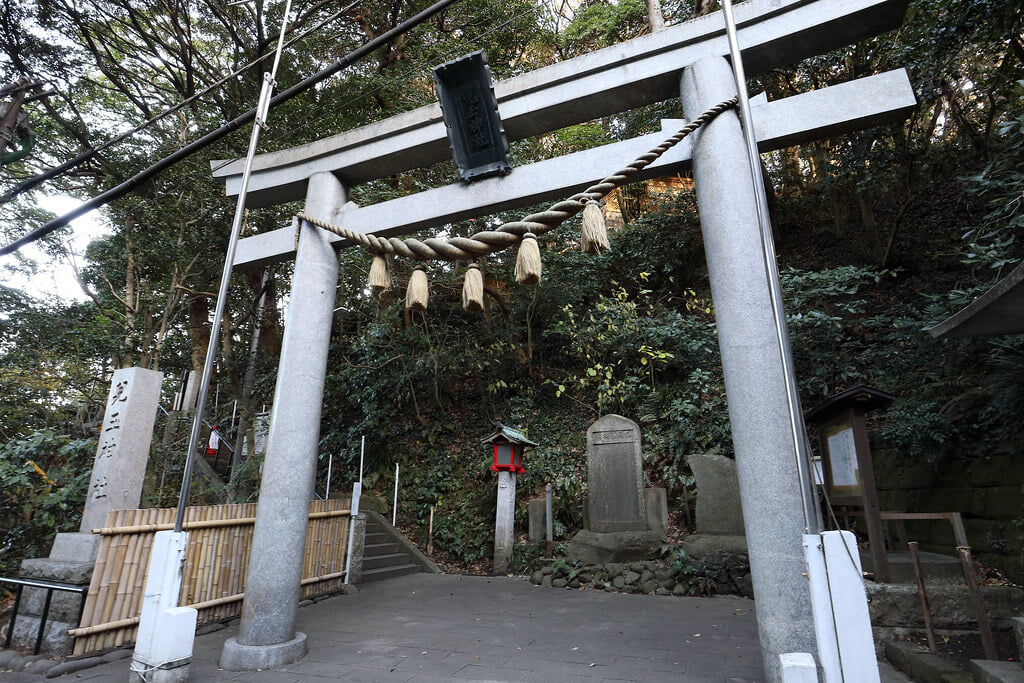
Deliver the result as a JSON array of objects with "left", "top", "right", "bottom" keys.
[{"left": 872, "top": 445, "right": 1024, "bottom": 583}]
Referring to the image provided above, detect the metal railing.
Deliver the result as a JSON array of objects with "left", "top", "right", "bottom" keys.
[{"left": 1, "top": 577, "right": 87, "bottom": 655}]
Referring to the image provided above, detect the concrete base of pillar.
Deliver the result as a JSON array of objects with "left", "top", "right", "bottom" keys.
[
  {"left": 8, "top": 617, "right": 78, "bottom": 656},
  {"left": 129, "top": 658, "right": 191, "bottom": 683},
  {"left": 219, "top": 632, "right": 307, "bottom": 671},
  {"left": 12, "top": 533, "right": 101, "bottom": 655},
  {"left": 346, "top": 514, "right": 367, "bottom": 585}
]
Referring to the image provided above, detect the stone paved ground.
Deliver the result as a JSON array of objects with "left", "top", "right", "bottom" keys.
[{"left": 3, "top": 573, "right": 911, "bottom": 681}]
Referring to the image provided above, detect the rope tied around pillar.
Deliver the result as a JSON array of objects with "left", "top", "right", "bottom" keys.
[{"left": 296, "top": 96, "right": 737, "bottom": 306}]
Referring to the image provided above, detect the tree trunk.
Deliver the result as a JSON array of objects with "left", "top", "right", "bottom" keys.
[
  {"left": 186, "top": 295, "right": 211, "bottom": 379},
  {"left": 694, "top": 0, "right": 717, "bottom": 18},
  {"left": 646, "top": 0, "right": 665, "bottom": 31},
  {"left": 857, "top": 185, "right": 884, "bottom": 264}
]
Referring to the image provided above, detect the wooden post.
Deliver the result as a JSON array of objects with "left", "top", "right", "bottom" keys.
[
  {"left": 851, "top": 408, "right": 890, "bottom": 582},
  {"left": 958, "top": 546, "right": 998, "bottom": 660},
  {"left": 908, "top": 542, "right": 937, "bottom": 651}
]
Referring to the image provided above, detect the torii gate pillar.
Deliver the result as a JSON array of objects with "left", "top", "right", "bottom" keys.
[
  {"left": 681, "top": 57, "right": 816, "bottom": 679},
  {"left": 220, "top": 171, "right": 345, "bottom": 670}
]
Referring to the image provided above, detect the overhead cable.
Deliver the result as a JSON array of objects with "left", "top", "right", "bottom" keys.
[
  {"left": 0, "top": 0, "right": 463, "bottom": 257},
  {"left": 0, "top": 1, "right": 360, "bottom": 205},
  {"left": 48, "top": 0, "right": 537, "bottom": 244}
]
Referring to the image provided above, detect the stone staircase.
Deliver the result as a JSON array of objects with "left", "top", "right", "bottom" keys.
[{"left": 360, "top": 514, "right": 426, "bottom": 583}]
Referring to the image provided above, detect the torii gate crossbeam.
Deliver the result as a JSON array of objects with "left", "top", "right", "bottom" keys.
[
  {"left": 212, "top": 0, "right": 909, "bottom": 207},
  {"left": 233, "top": 69, "right": 916, "bottom": 269}
]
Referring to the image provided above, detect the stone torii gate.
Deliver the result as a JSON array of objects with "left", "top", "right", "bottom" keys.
[{"left": 213, "top": 0, "right": 916, "bottom": 678}]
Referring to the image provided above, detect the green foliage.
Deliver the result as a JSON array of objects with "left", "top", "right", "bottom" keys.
[
  {"left": 560, "top": 0, "right": 648, "bottom": 52},
  {"left": 1, "top": 0, "right": 1023, "bottom": 576},
  {"left": 961, "top": 107, "right": 1024, "bottom": 273},
  {"left": 0, "top": 429, "right": 94, "bottom": 574}
]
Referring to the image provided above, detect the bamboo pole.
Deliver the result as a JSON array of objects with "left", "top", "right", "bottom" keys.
[
  {"left": 68, "top": 564, "right": 352, "bottom": 639},
  {"left": 68, "top": 615, "right": 141, "bottom": 638},
  {"left": 94, "top": 506, "right": 350, "bottom": 535}
]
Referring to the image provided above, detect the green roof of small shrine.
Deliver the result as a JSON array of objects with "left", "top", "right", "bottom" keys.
[{"left": 481, "top": 423, "right": 538, "bottom": 447}]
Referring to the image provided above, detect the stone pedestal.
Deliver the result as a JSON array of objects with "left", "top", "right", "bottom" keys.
[
  {"left": 493, "top": 472, "right": 516, "bottom": 574},
  {"left": 12, "top": 533, "right": 100, "bottom": 655},
  {"left": 565, "top": 529, "right": 661, "bottom": 565}
]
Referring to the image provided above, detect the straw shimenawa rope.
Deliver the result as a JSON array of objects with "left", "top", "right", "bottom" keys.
[{"left": 296, "top": 96, "right": 738, "bottom": 263}]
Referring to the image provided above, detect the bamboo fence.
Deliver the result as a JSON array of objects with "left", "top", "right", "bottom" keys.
[{"left": 69, "top": 499, "right": 351, "bottom": 654}]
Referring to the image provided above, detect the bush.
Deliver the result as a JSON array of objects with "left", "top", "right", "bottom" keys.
[{"left": 0, "top": 429, "right": 95, "bottom": 575}]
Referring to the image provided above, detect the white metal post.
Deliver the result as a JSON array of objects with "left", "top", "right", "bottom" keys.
[
  {"left": 325, "top": 452, "right": 333, "bottom": 500},
  {"left": 803, "top": 534, "right": 843, "bottom": 682},
  {"left": 392, "top": 463, "right": 399, "bottom": 526}
]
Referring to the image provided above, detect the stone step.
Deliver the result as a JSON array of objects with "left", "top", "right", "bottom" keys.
[
  {"left": 364, "top": 541, "right": 399, "bottom": 556},
  {"left": 364, "top": 531, "right": 390, "bottom": 543},
  {"left": 360, "top": 564, "right": 421, "bottom": 583},
  {"left": 362, "top": 552, "right": 411, "bottom": 570}
]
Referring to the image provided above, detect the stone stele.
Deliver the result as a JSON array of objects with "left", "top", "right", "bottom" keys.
[
  {"left": 586, "top": 414, "right": 647, "bottom": 532},
  {"left": 80, "top": 366, "right": 164, "bottom": 533},
  {"left": 681, "top": 453, "right": 748, "bottom": 556}
]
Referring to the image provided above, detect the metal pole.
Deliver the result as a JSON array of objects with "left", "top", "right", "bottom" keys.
[
  {"left": 174, "top": 0, "right": 294, "bottom": 533},
  {"left": 359, "top": 435, "right": 365, "bottom": 483},
  {"left": 545, "top": 483, "right": 553, "bottom": 557},
  {"left": 325, "top": 452, "right": 333, "bottom": 500},
  {"left": 719, "top": 0, "right": 819, "bottom": 534},
  {"left": 392, "top": 463, "right": 399, "bottom": 526}
]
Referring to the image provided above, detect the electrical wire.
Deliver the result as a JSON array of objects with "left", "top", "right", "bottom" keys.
[
  {"left": 0, "top": 0, "right": 465, "bottom": 258},
  {"left": 73, "top": 0, "right": 545, "bottom": 244},
  {"left": 0, "top": 1, "right": 361, "bottom": 205},
  {"left": 208, "top": 0, "right": 545, "bottom": 175},
  {"left": 86, "top": 0, "right": 538, "bottom": 251},
  {"left": 4, "top": 0, "right": 548, "bottom": 290}
]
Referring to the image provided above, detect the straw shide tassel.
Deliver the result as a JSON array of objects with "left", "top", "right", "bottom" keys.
[
  {"left": 369, "top": 255, "right": 391, "bottom": 294},
  {"left": 580, "top": 199, "right": 610, "bottom": 254},
  {"left": 515, "top": 233, "right": 541, "bottom": 285},
  {"left": 462, "top": 263, "right": 484, "bottom": 312},
  {"left": 405, "top": 267, "right": 429, "bottom": 311}
]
